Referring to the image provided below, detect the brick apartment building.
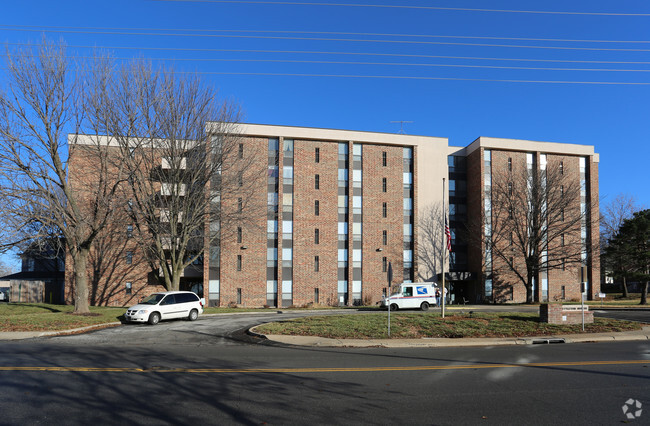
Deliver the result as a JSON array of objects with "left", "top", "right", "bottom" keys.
[{"left": 66, "top": 124, "right": 600, "bottom": 306}]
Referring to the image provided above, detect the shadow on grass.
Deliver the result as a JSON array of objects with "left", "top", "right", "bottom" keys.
[{"left": 16, "top": 303, "right": 64, "bottom": 313}]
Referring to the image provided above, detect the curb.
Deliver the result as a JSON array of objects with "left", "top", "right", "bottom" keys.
[{"left": 250, "top": 326, "right": 650, "bottom": 348}]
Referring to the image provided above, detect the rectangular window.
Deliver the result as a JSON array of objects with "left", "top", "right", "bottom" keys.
[
  {"left": 561, "top": 234, "right": 565, "bottom": 246},
  {"left": 126, "top": 251, "right": 133, "bottom": 265},
  {"left": 560, "top": 161, "right": 564, "bottom": 175},
  {"left": 315, "top": 174, "right": 320, "bottom": 190},
  {"left": 239, "top": 143, "right": 244, "bottom": 159},
  {"left": 508, "top": 157, "right": 512, "bottom": 171},
  {"left": 315, "top": 200, "right": 320, "bottom": 216},
  {"left": 126, "top": 282, "right": 132, "bottom": 295},
  {"left": 314, "top": 228, "right": 320, "bottom": 244},
  {"left": 127, "top": 224, "right": 133, "bottom": 238},
  {"left": 382, "top": 151, "right": 387, "bottom": 167},
  {"left": 238, "top": 173, "right": 243, "bottom": 187},
  {"left": 314, "top": 256, "right": 320, "bottom": 272},
  {"left": 383, "top": 230, "right": 388, "bottom": 245},
  {"left": 382, "top": 202, "right": 387, "bottom": 218},
  {"left": 237, "top": 227, "right": 242, "bottom": 243},
  {"left": 382, "top": 177, "right": 387, "bottom": 192},
  {"left": 238, "top": 198, "right": 243, "bottom": 213},
  {"left": 314, "top": 288, "right": 320, "bottom": 304},
  {"left": 237, "top": 255, "right": 242, "bottom": 271},
  {"left": 237, "top": 288, "right": 242, "bottom": 304},
  {"left": 561, "top": 286, "right": 566, "bottom": 300},
  {"left": 315, "top": 147, "right": 320, "bottom": 163},
  {"left": 382, "top": 257, "right": 387, "bottom": 272},
  {"left": 561, "top": 208, "right": 565, "bottom": 221}
]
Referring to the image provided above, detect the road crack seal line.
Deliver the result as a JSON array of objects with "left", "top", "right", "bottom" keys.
[{"left": 0, "top": 359, "right": 647, "bottom": 374}]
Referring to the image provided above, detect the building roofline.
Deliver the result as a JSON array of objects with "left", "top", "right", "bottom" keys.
[
  {"left": 465, "top": 136, "right": 599, "bottom": 162},
  {"left": 209, "top": 122, "right": 448, "bottom": 146}
]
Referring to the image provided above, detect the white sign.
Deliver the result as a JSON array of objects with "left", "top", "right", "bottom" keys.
[{"left": 598, "top": 293, "right": 606, "bottom": 298}]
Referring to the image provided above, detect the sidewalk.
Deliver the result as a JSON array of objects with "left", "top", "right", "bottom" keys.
[{"left": 252, "top": 325, "right": 650, "bottom": 348}]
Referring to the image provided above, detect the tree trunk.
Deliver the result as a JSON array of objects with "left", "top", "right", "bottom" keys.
[
  {"left": 526, "top": 271, "right": 534, "bottom": 304},
  {"left": 622, "top": 276, "right": 629, "bottom": 298},
  {"left": 72, "top": 248, "right": 91, "bottom": 314},
  {"left": 641, "top": 281, "right": 648, "bottom": 305}
]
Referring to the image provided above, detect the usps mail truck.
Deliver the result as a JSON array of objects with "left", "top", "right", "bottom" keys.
[{"left": 380, "top": 282, "right": 438, "bottom": 311}]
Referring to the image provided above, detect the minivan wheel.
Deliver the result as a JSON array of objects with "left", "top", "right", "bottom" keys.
[
  {"left": 188, "top": 309, "right": 199, "bottom": 321},
  {"left": 390, "top": 303, "right": 398, "bottom": 311},
  {"left": 148, "top": 312, "right": 161, "bottom": 325},
  {"left": 420, "top": 302, "right": 429, "bottom": 311}
]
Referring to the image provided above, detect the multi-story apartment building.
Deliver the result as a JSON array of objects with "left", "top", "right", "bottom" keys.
[{"left": 65, "top": 124, "right": 600, "bottom": 306}]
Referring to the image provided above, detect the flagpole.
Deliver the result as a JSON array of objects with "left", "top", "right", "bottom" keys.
[{"left": 442, "top": 178, "right": 446, "bottom": 319}]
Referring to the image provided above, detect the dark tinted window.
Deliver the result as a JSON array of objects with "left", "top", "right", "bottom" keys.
[
  {"left": 160, "top": 294, "right": 176, "bottom": 305},
  {"left": 177, "top": 293, "right": 199, "bottom": 303}
]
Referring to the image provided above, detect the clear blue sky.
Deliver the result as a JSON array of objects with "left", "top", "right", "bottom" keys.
[{"left": 1, "top": 0, "right": 649, "bottom": 267}]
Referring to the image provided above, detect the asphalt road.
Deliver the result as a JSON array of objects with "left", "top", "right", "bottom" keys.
[{"left": 0, "top": 309, "right": 648, "bottom": 425}]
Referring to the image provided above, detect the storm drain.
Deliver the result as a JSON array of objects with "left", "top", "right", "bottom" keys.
[{"left": 532, "top": 338, "right": 566, "bottom": 344}]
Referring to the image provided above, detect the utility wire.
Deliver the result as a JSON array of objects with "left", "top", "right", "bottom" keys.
[
  {"left": 72, "top": 55, "right": 650, "bottom": 73},
  {"left": 152, "top": 0, "right": 650, "bottom": 17},
  {"left": 2, "top": 24, "right": 650, "bottom": 44},
  {"left": 2, "top": 26, "right": 650, "bottom": 52},
  {"left": 8, "top": 42, "right": 650, "bottom": 66}
]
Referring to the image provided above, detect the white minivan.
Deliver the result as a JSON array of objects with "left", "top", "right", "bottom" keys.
[
  {"left": 125, "top": 291, "right": 204, "bottom": 325},
  {"left": 381, "top": 283, "right": 439, "bottom": 311}
]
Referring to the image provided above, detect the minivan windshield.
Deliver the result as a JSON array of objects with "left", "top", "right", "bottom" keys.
[{"left": 140, "top": 294, "right": 165, "bottom": 305}]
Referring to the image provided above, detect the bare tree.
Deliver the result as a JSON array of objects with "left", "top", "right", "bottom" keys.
[
  {"left": 418, "top": 202, "right": 445, "bottom": 282},
  {"left": 101, "top": 62, "right": 263, "bottom": 291},
  {"left": 0, "top": 40, "right": 127, "bottom": 313},
  {"left": 471, "top": 161, "right": 589, "bottom": 303},
  {"left": 600, "top": 193, "right": 639, "bottom": 297}
]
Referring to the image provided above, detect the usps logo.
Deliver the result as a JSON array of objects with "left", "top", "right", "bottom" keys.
[{"left": 416, "top": 287, "right": 427, "bottom": 295}]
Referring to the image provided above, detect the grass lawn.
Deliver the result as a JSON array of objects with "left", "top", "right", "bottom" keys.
[
  {"left": 0, "top": 303, "right": 342, "bottom": 332},
  {"left": 0, "top": 303, "right": 126, "bottom": 332},
  {"left": 254, "top": 312, "right": 643, "bottom": 339}
]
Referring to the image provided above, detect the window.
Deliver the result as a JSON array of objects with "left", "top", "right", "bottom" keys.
[
  {"left": 239, "top": 143, "right": 244, "bottom": 159},
  {"left": 510, "top": 232, "right": 514, "bottom": 246},
  {"left": 315, "top": 200, "right": 320, "bottom": 216},
  {"left": 402, "top": 286, "right": 413, "bottom": 297},
  {"left": 126, "top": 251, "right": 133, "bottom": 265},
  {"left": 382, "top": 177, "right": 387, "bottom": 192},
  {"left": 127, "top": 224, "right": 133, "bottom": 238},
  {"left": 561, "top": 208, "right": 565, "bottom": 221},
  {"left": 383, "top": 230, "right": 388, "bottom": 245},
  {"left": 238, "top": 173, "right": 243, "bottom": 187},
  {"left": 561, "top": 285, "right": 566, "bottom": 300},
  {"left": 238, "top": 198, "right": 243, "bottom": 213},
  {"left": 382, "top": 202, "right": 387, "bottom": 218},
  {"left": 508, "top": 182, "right": 513, "bottom": 195},
  {"left": 314, "top": 228, "right": 320, "bottom": 244},
  {"left": 561, "top": 185, "right": 564, "bottom": 197},
  {"left": 315, "top": 147, "right": 320, "bottom": 163},
  {"left": 314, "top": 256, "right": 320, "bottom": 272},
  {"left": 126, "top": 282, "right": 132, "bottom": 295},
  {"left": 508, "top": 157, "right": 512, "bottom": 171},
  {"left": 127, "top": 199, "right": 133, "bottom": 212},
  {"left": 237, "top": 288, "right": 242, "bottom": 304},
  {"left": 562, "top": 258, "right": 566, "bottom": 271},
  {"left": 560, "top": 161, "right": 564, "bottom": 175},
  {"left": 382, "top": 257, "right": 387, "bottom": 272},
  {"left": 561, "top": 234, "right": 565, "bottom": 247},
  {"left": 237, "top": 227, "right": 242, "bottom": 243},
  {"left": 314, "top": 288, "right": 320, "bottom": 303},
  {"left": 382, "top": 151, "right": 387, "bottom": 167},
  {"left": 237, "top": 255, "right": 242, "bottom": 271},
  {"left": 315, "top": 174, "right": 320, "bottom": 190}
]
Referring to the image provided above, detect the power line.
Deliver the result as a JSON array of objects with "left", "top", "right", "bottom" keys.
[
  {"left": 2, "top": 24, "right": 650, "bottom": 44},
  {"left": 161, "top": 71, "right": 650, "bottom": 85},
  {"left": 2, "top": 26, "right": 650, "bottom": 52},
  {"left": 8, "top": 42, "right": 650, "bottom": 66},
  {"left": 72, "top": 55, "right": 650, "bottom": 73},
  {"left": 152, "top": 0, "right": 650, "bottom": 17}
]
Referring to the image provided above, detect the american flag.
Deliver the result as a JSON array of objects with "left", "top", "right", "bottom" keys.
[{"left": 445, "top": 218, "right": 452, "bottom": 252}]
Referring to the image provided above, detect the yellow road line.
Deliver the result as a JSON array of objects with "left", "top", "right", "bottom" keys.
[{"left": 0, "top": 360, "right": 647, "bottom": 374}]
